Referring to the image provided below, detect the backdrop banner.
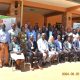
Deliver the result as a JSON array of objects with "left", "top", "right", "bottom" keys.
[
  {"left": 73, "top": 23, "right": 80, "bottom": 29},
  {"left": 3, "top": 18, "right": 16, "bottom": 31},
  {"left": 0, "top": 15, "right": 16, "bottom": 31}
]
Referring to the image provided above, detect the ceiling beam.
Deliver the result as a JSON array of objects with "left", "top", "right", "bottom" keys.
[
  {"left": 0, "top": 10, "right": 7, "bottom": 15},
  {"left": 71, "top": 10, "right": 80, "bottom": 15},
  {"left": 72, "top": 17, "right": 80, "bottom": 20},
  {"left": 23, "top": 1, "right": 66, "bottom": 12},
  {"left": 0, "top": 0, "right": 12, "bottom": 4},
  {"left": 44, "top": 12, "right": 63, "bottom": 17},
  {"left": 67, "top": 5, "right": 80, "bottom": 11}
]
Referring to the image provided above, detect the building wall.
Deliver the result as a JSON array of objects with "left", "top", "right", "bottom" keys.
[
  {"left": 23, "top": 11, "right": 44, "bottom": 27},
  {"left": 72, "top": 19, "right": 80, "bottom": 23},
  {"left": 47, "top": 15, "right": 62, "bottom": 25},
  {"left": 23, "top": 12, "right": 62, "bottom": 27}
]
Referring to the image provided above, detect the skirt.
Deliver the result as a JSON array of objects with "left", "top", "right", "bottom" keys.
[{"left": 10, "top": 52, "right": 25, "bottom": 61}]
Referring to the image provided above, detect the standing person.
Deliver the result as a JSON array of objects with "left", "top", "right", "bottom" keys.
[
  {"left": 53, "top": 28, "right": 58, "bottom": 40},
  {"left": 27, "top": 26, "right": 37, "bottom": 41},
  {"left": 34, "top": 23, "right": 39, "bottom": 41},
  {"left": 37, "top": 28, "right": 42, "bottom": 40},
  {"left": 47, "top": 23, "right": 52, "bottom": 39},
  {"left": 8, "top": 23, "right": 19, "bottom": 38},
  {"left": 77, "top": 28, "right": 80, "bottom": 36},
  {"left": 18, "top": 26, "right": 27, "bottom": 59},
  {"left": 34, "top": 23, "right": 39, "bottom": 32},
  {"left": 16, "top": 22, "right": 21, "bottom": 33},
  {"left": 8, "top": 23, "right": 19, "bottom": 51},
  {"left": 66, "top": 28, "right": 73, "bottom": 36},
  {"left": 24, "top": 24, "right": 29, "bottom": 32},
  {"left": 72, "top": 29, "right": 79, "bottom": 42},
  {"left": 62, "top": 29, "right": 67, "bottom": 43},
  {"left": 0, "top": 24, "right": 9, "bottom": 67},
  {"left": 42, "top": 24, "right": 46, "bottom": 33}
]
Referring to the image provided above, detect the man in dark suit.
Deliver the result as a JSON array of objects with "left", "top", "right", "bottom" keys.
[{"left": 27, "top": 35, "right": 43, "bottom": 70}]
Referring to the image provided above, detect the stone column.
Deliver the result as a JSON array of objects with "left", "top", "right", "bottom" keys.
[
  {"left": 44, "top": 16, "right": 47, "bottom": 26},
  {"left": 62, "top": 12, "right": 72, "bottom": 30},
  {"left": 9, "top": 0, "right": 21, "bottom": 24}
]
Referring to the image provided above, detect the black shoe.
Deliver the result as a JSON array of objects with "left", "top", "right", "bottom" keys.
[
  {"left": 0, "top": 64, "right": 3, "bottom": 68},
  {"left": 4, "top": 64, "right": 9, "bottom": 67},
  {"left": 42, "top": 62, "right": 46, "bottom": 66}
]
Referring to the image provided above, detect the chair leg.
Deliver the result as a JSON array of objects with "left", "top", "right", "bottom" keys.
[
  {"left": 65, "top": 57, "right": 68, "bottom": 62},
  {"left": 24, "top": 62, "right": 26, "bottom": 70},
  {"left": 12, "top": 60, "right": 13, "bottom": 70},
  {"left": 9, "top": 58, "right": 11, "bottom": 67},
  {"left": 12, "top": 60, "right": 16, "bottom": 71},
  {"left": 57, "top": 56, "right": 59, "bottom": 63}
]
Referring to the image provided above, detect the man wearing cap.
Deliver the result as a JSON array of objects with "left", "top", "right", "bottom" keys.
[{"left": 0, "top": 24, "right": 10, "bottom": 67}]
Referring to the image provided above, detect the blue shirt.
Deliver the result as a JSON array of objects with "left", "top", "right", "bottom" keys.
[
  {"left": 26, "top": 30, "right": 37, "bottom": 41},
  {"left": 0, "top": 29, "right": 10, "bottom": 43},
  {"left": 12, "top": 42, "right": 20, "bottom": 52},
  {"left": 55, "top": 40, "right": 63, "bottom": 51}
]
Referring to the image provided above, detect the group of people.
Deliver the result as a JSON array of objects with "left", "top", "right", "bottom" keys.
[{"left": 0, "top": 22, "right": 80, "bottom": 71}]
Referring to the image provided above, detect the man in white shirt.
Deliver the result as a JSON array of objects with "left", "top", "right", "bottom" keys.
[
  {"left": 8, "top": 23, "right": 20, "bottom": 51},
  {"left": 72, "top": 29, "right": 79, "bottom": 42},
  {"left": 8, "top": 23, "right": 19, "bottom": 39},
  {"left": 37, "top": 33, "right": 49, "bottom": 63},
  {"left": 0, "top": 24, "right": 9, "bottom": 67}
]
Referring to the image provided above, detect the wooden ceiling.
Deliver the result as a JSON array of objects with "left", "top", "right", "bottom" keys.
[{"left": 27, "top": 0, "right": 80, "bottom": 8}]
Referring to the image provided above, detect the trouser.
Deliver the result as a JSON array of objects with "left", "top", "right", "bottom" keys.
[
  {"left": 76, "top": 51, "right": 80, "bottom": 58},
  {"left": 58, "top": 51, "right": 65, "bottom": 62},
  {"left": 46, "top": 51, "right": 58, "bottom": 62},
  {"left": 27, "top": 52, "right": 43, "bottom": 68},
  {"left": 63, "top": 50, "right": 70, "bottom": 61},
  {"left": 20, "top": 45, "right": 27, "bottom": 62},
  {"left": 73, "top": 50, "right": 80, "bottom": 60},
  {"left": 63, "top": 50, "right": 75, "bottom": 61},
  {"left": 0, "top": 43, "right": 9, "bottom": 66}
]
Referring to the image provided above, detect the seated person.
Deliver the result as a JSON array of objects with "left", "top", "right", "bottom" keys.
[
  {"left": 37, "top": 33, "right": 49, "bottom": 63},
  {"left": 55, "top": 35, "right": 64, "bottom": 62},
  {"left": 63, "top": 36, "right": 74, "bottom": 61},
  {"left": 27, "top": 35, "right": 43, "bottom": 70},
  {"left": 10, "top": 36, "right": 25, "bottom": 70},
  {"left": 55, "top": 35, "right": 63, "bottom": 52},
  {"left": 73, "top": 36, "right": 80, "bottom": 58},
  {"left": 48, "top": 36, "right": 58, "bottom": 62}
]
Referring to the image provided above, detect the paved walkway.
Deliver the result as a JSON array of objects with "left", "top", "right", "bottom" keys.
[{"left": 0, "top": 62, "right": 80, "bottom": 80}]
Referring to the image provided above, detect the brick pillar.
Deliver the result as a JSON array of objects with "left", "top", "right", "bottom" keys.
[
  {"left": 9, "top": 0, "right": 21, "bottom": 24},
  {"left": 44, "top": 16, "right": 47, "bottom": 26},
  {"left": 62, "top": 12, "right": 72, "bottom": 30}
]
